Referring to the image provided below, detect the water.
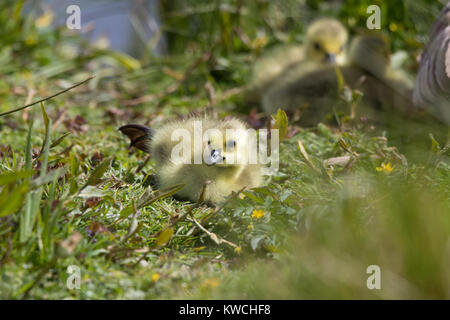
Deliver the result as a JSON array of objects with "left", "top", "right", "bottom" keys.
[{"left": 26, "top": 0, "right": 167, "bottom": 58}]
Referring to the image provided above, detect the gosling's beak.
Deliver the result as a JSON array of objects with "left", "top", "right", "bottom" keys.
[
  {"left": 325, "top": 53, "right": 336, "bottom": 64},
  {"left": 206, "top": 148, "right": 223, "bottom": 166}
]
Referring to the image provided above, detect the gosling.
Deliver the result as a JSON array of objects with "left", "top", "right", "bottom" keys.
[
  {"left": 119, "top": 116, "right": 262, "bottom": 205},
  {"left": 261, "top": 33, "right": 414, "bottom": 124},
  {"left": 248, "top": 18, "right": 348, "bottom": 102}
]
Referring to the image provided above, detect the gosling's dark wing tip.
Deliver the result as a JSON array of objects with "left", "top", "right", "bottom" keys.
[
  {"left": 118, "top": 124, "right": 154, "bottom": 153},
  {"left": 118, "top": 123, "right": 154, "bottom": 135}
]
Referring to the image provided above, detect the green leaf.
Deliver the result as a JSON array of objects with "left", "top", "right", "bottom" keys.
[
  {"left": 250, "top": 235, "right": 265, "bottom": 251},
  {"left": 43, "top": 179, "right": 58, "bottom": 257},
  {"left": 50, "top": 132, "right": 71, "bottom": 149},
  {"left": 118, "top": 205, "right": 134, "bottom": 219},
  {"left": 19, "top": 193, "right": 32, "bottom": 243},
  {"left": 81, "top": 157, "right": 113, "bottom": 190},
  {"left": 69, "top": 153, "right": 77, "bottom": 176},
  {"left": 156, "top": 227, "right": 174, "bottom": 247},
  {"left": 37, "top": 102, "right": 50, "bottom": 160},
  {"left": 30, "top": 168, "right": 64, "bottom": 188},
  {"left": 19, "top": 118, "right": 52, "bottom": 242},
  {"left": 25, "top": 120, "right": 33, "bottom": 171},
  {"left": 242, "top": 191, "right": 265, "bottom": 205},
  {"left": 0, "top": 182, "right": 28, "bottom": 217},
  {"left": 430, "top": 134, "right": 441, "bottom": 155},
  {"left": 137, "top": 184, "right": 185, "bottom": 209},
  {"left": 0, "top": 170, "right": 33, "bottom": 186},
  {"left": 108, "top": 51, "right": 141, "bottom": 70},
  {"left": 272, "top": 109, "right": 288, "bottom": 142},
  {"left": 40, "top": 102, "right": 49, "bottom": 132},
  {"left": 13, "top": 0, "right": 26, "bottom": 20},
  {"left": 334, "top": 65, "right": 346, "bottom": 93},
  {"left": 69, "top": 179, "right": 78, "bottom": 195}
]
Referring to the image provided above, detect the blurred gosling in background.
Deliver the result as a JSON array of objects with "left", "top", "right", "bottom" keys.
[
  {"left": 247, "top": 18, "right": 348, "bottom": 103},
  {"left": 261, "top": 33, "right": 414, "bottom": 126}
]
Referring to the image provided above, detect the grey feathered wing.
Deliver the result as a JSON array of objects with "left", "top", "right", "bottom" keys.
[{"left": 413, "top": 2, "right": 450, "bottom": 125}]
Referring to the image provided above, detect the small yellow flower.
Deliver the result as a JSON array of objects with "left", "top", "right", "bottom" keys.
[
  {"left": 376, "top": 162, "right": 394, "bottom": 174},
  {"left": 234, "top": 246, "right": 242, "bottom": 255},
  {"left": 251, "top": 209, "right": 264, "bottom": 219},
  {"left": 36, "top": 10, "right": 54, "bottom": 28},
  {"left": 25, "top": 34, "right": 37, "bottom": 46},
  {"left": 151, "top": 273, "right": 161, "bottom": 282},
  {"left": 251, "top": 35, "right": 268, "bottom": 53},
  {"left": 238, "top": 193, "right": 246, "bottom": 200},
  {"left": 202, "top": 278, "right": 220, "bottom": 289},
  {"left": 389, "top": 23, "right": 398, "bottom": 32}
]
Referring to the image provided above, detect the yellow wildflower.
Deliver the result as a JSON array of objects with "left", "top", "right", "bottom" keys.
[
  {"left": 202, "top": 278, "right": 220, "bottom": 289},
  {"left": 36, "top": 10, "right": 54, "bottom": 28},
  {"left": 251, "top": 209, "right": 264, "bottom": 219},
  {"left": 389, "top": 23, "right": 398, "bottom": 32},
  {"left": 151, "top": 273, "right": 161, "bottom": 282},
  {"left": 234, "top": 246, "right": 242, "bottom": 255},
  {"left": 251, "top": 35, "right": 268, "bottom": 54},
  {"left": 376, "top": 162, "right": 394, "bottom": 174}
]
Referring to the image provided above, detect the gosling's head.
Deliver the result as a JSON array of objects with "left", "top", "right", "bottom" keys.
[
  {"left": 201, "top": 119, "right": 251, "bottom": 173},
  {"left": 348, "top": 34, "right": 390, "bottom": 78},
  {"left": 304, "top": 18, "right": 348, "bottom": 65}
]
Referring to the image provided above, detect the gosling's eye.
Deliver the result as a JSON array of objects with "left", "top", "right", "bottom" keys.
[
  {"left": 226, "top": 140, "right": 236, "bottom": 150},
  {"left": 207, "top": 140, "right": 211, "bottom": 145},
  {"left": 314, "top": 42, "right": 321, "bottom": 51}
]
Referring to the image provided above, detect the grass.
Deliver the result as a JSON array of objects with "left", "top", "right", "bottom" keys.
[{"left": 0, "top": 0, "right": 449, "bottom": 299}]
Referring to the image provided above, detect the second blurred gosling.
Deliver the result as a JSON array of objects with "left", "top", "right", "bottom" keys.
[
  {"left": 261, "top": 33, "right": 414, "bottom": 125},
  {"left": 247, "top": 18, "right": 348, "bottom": 102}
]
